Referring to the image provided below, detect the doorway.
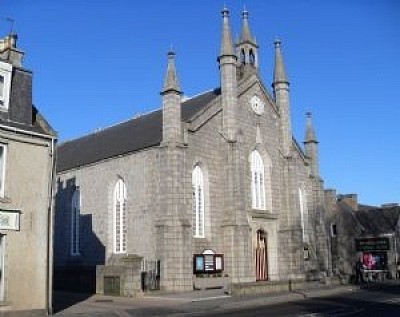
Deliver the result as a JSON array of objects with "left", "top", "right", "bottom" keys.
[{"left": 256, "top": 229, "right": 268, "bottom": 281}]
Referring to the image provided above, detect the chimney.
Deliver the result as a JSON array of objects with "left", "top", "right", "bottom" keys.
[
  {"left": 338, "top": 194, "right": 358, "bottom": 211},
  {"left": 0, "top": 34, "right": 24, "bottom": 67}
]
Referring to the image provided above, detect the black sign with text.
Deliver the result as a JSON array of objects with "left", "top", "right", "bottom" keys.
[{"left": 355, "top": 237, "right": 390, "bottom": 251}]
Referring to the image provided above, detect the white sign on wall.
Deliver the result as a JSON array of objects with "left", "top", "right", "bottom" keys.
[{"left": 0, "top": 210, "right": 20, "bottom": 231}]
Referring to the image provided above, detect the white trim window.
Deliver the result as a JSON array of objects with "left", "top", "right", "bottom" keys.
[
  {"left": 70, "top": 189, "right": 80, "bottom": 256},
  {"left": 113, "top": 179, "right": 127, "bottom": 253},
  {"left": 299, "top": 187, "right": 309, "bottom": 243},
  {"left": 0, "top": 144, "right": 6, "bottom": 197},
  {"left": 0, "top": 62, "right": 12, "bottom": 110},
  {"left": 192, "top": 165, "right": 205, "bottom": 238},
  {"left": 251, "top": 150, "right": 266, "bottom": 210}
]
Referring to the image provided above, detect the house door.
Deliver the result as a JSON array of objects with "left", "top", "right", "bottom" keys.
[{"left": 256, "top": 229, "right": 268, "bottom": 281}]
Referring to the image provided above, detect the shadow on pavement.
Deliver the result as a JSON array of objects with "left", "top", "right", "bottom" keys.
[{"left": 52, "top": 291, "right": 93, "bottom": 313}]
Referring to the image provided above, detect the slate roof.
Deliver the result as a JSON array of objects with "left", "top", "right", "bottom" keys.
[
  {"left": 56, "top": 89, "right": 220, "bottom": 172},
  {"left": 355, "top": 206, "right": 400, "bottom": 235},
  {"left": 338, "top": 201, "right": 400, "bottom": 235},
  {"left": 0, "top": 105, "right": 56, "bottom": 137}
]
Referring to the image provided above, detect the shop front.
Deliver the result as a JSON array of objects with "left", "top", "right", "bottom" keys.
[{"left": 356, "top": 237, "right": 391, "bottom": 281}]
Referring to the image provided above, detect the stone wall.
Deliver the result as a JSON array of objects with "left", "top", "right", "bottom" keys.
[{"left": 0, "top": 129, "right": 53, "bottom": 311}]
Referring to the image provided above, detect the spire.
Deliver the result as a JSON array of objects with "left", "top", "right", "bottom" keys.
[
  {"left": 161, "top": 50, "right": 182, "bottom": 145},
  {"left": 161, "top": 50, "right": 181, "bottom": 95},
  {"left": 219, "top": 6, "right": 235, "bottom": 58},
  {"left": 305, "top": 112, "right": 318, "bottom": 143},
  {"left": 218, "top": 6, "right": 238, "bottom": 142},
  {"left": 304, "top": 112, "right": 320, "bottom": 177},
  {"left": 239, "top": 9, "right": 256, "bottom": 45},
  {"left": 273, "top": 38, "right": 288, "bottom": 85},
  {"left": 236, "top": 8, "right": 259, "bottom": 72}
]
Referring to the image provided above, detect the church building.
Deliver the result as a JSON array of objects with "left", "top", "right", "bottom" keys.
[{"left": 55, "top": 8, "right": 331, "bottom": 294}]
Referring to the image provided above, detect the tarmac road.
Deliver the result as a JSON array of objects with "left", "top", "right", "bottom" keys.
[{"left": 53, "top": 283, "right": 400, "bottom": 317}]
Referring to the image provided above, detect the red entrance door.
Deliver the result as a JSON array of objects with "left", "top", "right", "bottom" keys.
[{"left": 256, "top": 230, "right": 268, "bottom": 281}]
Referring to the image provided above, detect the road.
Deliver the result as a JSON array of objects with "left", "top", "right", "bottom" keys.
[{"left": 54, "top": 284, "right": 400, "bottom": 317}]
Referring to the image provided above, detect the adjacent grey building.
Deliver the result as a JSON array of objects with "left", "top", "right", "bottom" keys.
[
  {"left": 55, "top": 8, "right": 331, "bottom": 294},
  {"left": 325, "top": 192, "right": 400, "bottom": 282},
  {"left": 0, "top": 34, "right": 56, "bottom": 312}
]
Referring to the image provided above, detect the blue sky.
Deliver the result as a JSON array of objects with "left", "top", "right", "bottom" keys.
[{"left": 2, "top": 0, "right": 399, "bottom": 206}]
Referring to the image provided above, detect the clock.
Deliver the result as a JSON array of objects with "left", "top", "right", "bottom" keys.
[{"left": 250, "top": 95, "right": 264, "bottom": 115}]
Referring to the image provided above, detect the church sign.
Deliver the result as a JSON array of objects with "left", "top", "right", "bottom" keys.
[
  {"left": 0, "top": 209, "right": 21, "bottom": 231},
  {"left": 193, "top": 249, "right": 224, "bottom": 274},
  {"left": 355, "top": 237, "right": 390, "bottom": 251}
]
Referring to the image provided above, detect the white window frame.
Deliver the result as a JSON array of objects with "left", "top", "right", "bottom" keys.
[
  {"left": 299, "top": 187, "right": 309, "bottom": 243},
  {"left": 113, "top": 179, "right": 127, "bottom": 254},
  {"left": 0, "top": 144, "right": 7, "bottom": 198},
  {"left": 192, "top": 165, "right": 205, "bottom": 238},
  {"left": 0, "top": 61, "right": 12, "bottom": 111},
  {"left": 70, "top": 189, "right": 80, "bottom": 256},
  {"left": 251, "top": 150, "right": 266, "bottom": 210}
]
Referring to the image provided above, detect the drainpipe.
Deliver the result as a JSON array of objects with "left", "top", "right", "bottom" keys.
[
  {"left": 46, "top": 138, "right": 56, "bottom": 315},
  {"left": 394, "top": 233, "right": 398, "bottom": 278}
]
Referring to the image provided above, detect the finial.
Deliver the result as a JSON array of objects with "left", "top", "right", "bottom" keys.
[
  {"left": 5, "top": 17, "right": 15, "bottom": 34},
  {"left": 222, "top": 4, "right": 229, "bottom": 17},
  {"left": 242, "top": 5, "right": 249, "bottom": 19},
  {"left": 167, "top": 46, "right": 175, "bottom": 59}
]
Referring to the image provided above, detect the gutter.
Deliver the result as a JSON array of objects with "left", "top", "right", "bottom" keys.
[{"left": 0, "top": 123, "right": 57, "bottom": 140}]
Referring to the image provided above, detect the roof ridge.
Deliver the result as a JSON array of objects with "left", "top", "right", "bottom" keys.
[
  {"left": 182, "top": 89, "right": 215, "bottom": 103},
  {"left": 59, "top": 107, "right": 161, "bottom": 146},
  {"left": 59, "top": 89, "right": 218, "bottom": 147}
]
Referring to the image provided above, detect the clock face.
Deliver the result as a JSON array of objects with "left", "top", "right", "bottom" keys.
[{"left": 250, "top": 95, "right": 264, "bottom": 115}]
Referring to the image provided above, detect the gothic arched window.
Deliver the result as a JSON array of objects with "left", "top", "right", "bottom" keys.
[
  {"left": 71, "top": 189, "right": 80, "bottom": 255},
  {"left": 113, "top": 179, "right": 127, "bottom": 253},
  {"left": 192, "top": 165, "right": 205, "bottom": 238},
  {"left": 249, "top": 49, "right": 256, "bottom": 65},
  {"left": 251, "top": 150, "right": 266, "bottom": 210},
  {"left": 299, "top": 187, "right": 309, "bottom": 243},
  {"left": 240, "top": 49, "right": 246, "bottom": 64}
]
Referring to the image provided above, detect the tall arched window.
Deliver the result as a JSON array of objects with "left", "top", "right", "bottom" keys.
[
  {"left": 192, "top": 165, "right": 205, "bottom": 238},
  {"left": 249, "top": 49, "right": 256, "bottom": 65},
  {"left": 113, "top": 179, "right": 127, "bottom": 253},
  {"left": 71, "top": 189, "right": 80, "bottom": 255},
  {"left": 299, "top": 187, "right": 309, "bottom": 243},
  {"left": 251, "top": 150, "right": 266, "bottom": 210},
  {"left": 240, "top": 49, "right": 246, "bottom": 64}
]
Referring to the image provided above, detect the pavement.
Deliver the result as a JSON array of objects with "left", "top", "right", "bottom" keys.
[{"left": 51, "top": 282, "right": 388, "bottom": 316}]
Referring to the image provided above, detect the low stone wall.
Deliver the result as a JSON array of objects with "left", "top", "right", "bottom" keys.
[
  {"left": 96, "top": 254, "right": 143, "bottom": 297},
  {"left": 193, "top": 276, "right": 230, "bottom": 290},
  {"left": 230, "top": 277, "right": 342, "bottom": 296}
]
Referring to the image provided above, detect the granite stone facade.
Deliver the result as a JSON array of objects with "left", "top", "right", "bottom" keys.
[
  {"left": 0, "top": 34, "right": 56, "bottom": 312},
  {"left": 55, "top": 8, "right": 331, "bottom": 294}
]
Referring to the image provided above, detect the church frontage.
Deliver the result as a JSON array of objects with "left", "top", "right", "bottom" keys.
[{"left": 54, "top": 8, "right": 331, "bottom": 295}]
